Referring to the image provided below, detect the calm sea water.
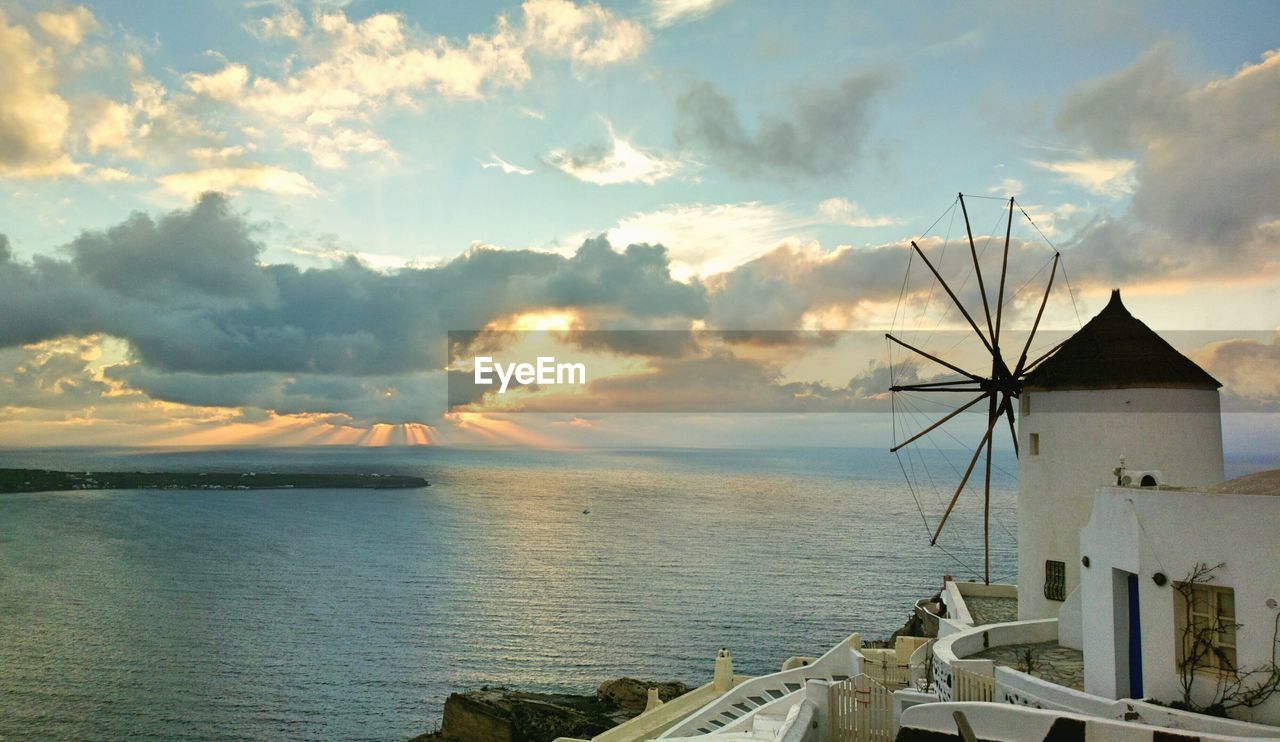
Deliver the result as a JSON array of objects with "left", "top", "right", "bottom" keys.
[{"left": 0, "top": 445, "right": 1038, "bottom": 739}]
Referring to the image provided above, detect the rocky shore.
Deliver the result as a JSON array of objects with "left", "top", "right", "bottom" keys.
[
  {"left": 414, "top": 678, "right": 689, "bottom": 742},
  {"left": 414, "top": 602, "right": 936, "bottom": 741}
]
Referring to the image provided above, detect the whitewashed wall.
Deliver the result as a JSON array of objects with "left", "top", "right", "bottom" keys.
[
  {"left": 1079, "top": 486, "right": 1280, "bottom": 725},
  {"left": 1017, "top": 387, "right": 1224, "bottom": 620}
]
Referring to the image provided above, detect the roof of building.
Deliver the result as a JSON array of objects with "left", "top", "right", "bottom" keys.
[
  {"left": 1208, "top": 469, "right": 1280, "bottom": 497},
  {"left": 1022, "top": 289, "right": 1221, "bottom": 391}
]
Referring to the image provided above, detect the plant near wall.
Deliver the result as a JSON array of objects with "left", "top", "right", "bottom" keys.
[
  {"left": 920, "top": 645, "right": 935, "bottom": 693},
  {"left": 1018, "top": 648, "right": 1038, "bottom": 676},
  {"left": 1173, "top": 562, "right": 1280, "bottom": 716}
]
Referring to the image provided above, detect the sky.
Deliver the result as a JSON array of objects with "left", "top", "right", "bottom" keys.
[{"left": 1, "top": 0, "right": 1278, "bottom": 452}]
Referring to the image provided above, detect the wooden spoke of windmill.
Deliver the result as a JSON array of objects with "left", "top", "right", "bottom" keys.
[{"left": 888, "top": 193, "right": 1061, "bottom": 584}]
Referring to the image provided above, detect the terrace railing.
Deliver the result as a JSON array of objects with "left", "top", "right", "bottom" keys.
[{"left": 829, "top": 674, "right": 892, "bottom": 742}]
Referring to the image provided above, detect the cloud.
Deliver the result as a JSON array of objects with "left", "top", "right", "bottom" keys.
[
  {"left": 68, "top": 192, "right": 278, "bottom": 304},
  {"left": 1056, "top": 43, "right": 1185, "bottom": 156},
  {"left": 674, "top": 70, "right": 894, "bottom": 179},
  {"left": 482, "top": 153, "right": 535, "bottom": 175},
  {"left": 0, "top": 9, "right": 75, "bottom": 179},
  {"left": 0, "top": 196, "right": 706, "bottom": 391},
  {"left": 1030, "top": 157, "right": 1135, "bottom": 197},
  {"left": 703, "top": 231, "right": 1058, "bottom": 339},
  {"left": 282, "top": 126, "right": 391, "bottom": 170},
  {"left": 608, "top": 201, "right": 807, "bottom": 279},
  {"left": 188, "top": 145, "right": 249, "bottom": 166},
  {"left": 523, "top": 0, "right": 649, "bottom": 67},
  {"left": 204, "top": 1, "right": 648, "bottom": 168},
  {"left": 987, "top": 178, "right": 1024, "bottom": 196},
  {"left": 499, "top": 349, "right": 899, "bottom": 413},
  {"left": 185, "top": 63, "right": 250, "bottom": 101},
  {"left": 83, "top": 73, "right": 218, "bottom": 166},
  {"left": 0, "top": 8, "right": 234, "bottom": 185},
  {"left": 1192, "top": 334, "right": 1280, "bottom": 411},
  {"left": 1054, "top": 45, "right": 1280, "bottom": 285},
  {"left": 0, "top": 336, "right": 118, "bottom": 410},
  {"left": 545, "top": 120, "right": 682, "bottom": 185},
  {"left": 816, "top": 197, "right": 900, "bottom": 227},
  {"left": 156, "top": 165, "right": 320, "bottom": 198},
  {"left": 34, "top": 7, "right": 98, "bottom": 47},
  {"left": 0, "top": 194, "right": 1087, "bottom": 432},
  {"left": 704, "top": 240, "right": 905, "bottom": 331},
  {"left": 247, "top": 4, "right": 305, "bottom": 40},
  {"left": 104, "top": 364, "right": 452, "bottom": 425},
  {"left": 86, "top": 166, "right": 139, "bottom": 183},
  {"left": 650, "top": 0, "right": 729, "bottom": 27}
]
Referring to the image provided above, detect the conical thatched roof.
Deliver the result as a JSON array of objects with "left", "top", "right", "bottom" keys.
[{"left": 1023, "top": 289, "right": 1220, "bottom": 391}]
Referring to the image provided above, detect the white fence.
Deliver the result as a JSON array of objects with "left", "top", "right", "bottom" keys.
[
  {"left": 953, "top": 665, "right": 994, "bottom": 703},
  {"left": 829, "top": 674, "right": 892, "bottom": 742}
]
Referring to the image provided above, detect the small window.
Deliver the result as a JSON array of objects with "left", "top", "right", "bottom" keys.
[
  {"left": 1044, "top": 560, "right": 1065, "bottom": 601},
  {"left": 1020, "top": 394, "right": 1031, "bottom": 416},
  {"left": 1029, "top": 433, "right": 1040, "bottom": 456},
  {"left": 1175, "top": 583, "right": 1237, "bottom": 672}
]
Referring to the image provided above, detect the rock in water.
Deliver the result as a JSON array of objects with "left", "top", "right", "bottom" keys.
[
  {"left": 416, "top": 679, "right": 690, "bottom": 742},
  {"left": 596, "top": 678, "right": 690, "bottom": 716}
]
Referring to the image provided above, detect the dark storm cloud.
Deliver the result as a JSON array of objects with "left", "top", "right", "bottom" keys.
[
  {"left": 0, "top": 194, "right": 715, "bottom": 424},
  {"left": 69, "top": 193, "right": 277, "bottom": 304},
  {"left": 0, "top": 196, "right": 707, "bottom": 377},
  {"left": 0, "top": 238, "right": 109, "bottom": 346},
  {"left": 674, "top": 70, "right": 894, "bottom": 179}
]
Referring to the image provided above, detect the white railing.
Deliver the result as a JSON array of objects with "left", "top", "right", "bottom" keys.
[
  {"left": 930, "top": 618, "right": 1058, "bottom": 701},
  {"left": 859, "top": 637, "right": 929, "bottom": 691},
  {"left": 953, "top": 664, "right": 994, "bottom": 702},
  {"left": 829, "top": 674, "right": 892, "bottom": 742},
  {"left": 656, "top": 633, "right": 861, "bottom": 738},
  {"left": 991, "top": 666, "right": 1280, "bottom": 738},
  {"left": 856, "top": 653, "right": 908, "bottom": 690},
  {"left": 900, "top": 701, "right": 1272, "bottom": 742}
]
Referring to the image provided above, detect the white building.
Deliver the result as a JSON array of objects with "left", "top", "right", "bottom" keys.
[
  {"left": 1078, "top": 470, "right": 1280, "bottom": 725},
  {"left": 1016, "top": 289, "right": 1224, "bottom": 620}
]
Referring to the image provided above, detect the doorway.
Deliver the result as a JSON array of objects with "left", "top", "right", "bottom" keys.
[{"left": 1126, "top": 573, "right": 1143, "bottom": 698}]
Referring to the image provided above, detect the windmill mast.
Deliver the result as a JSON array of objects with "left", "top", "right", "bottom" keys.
[{"left": 889, "top": 193, "right": 1062, "bottom": 584}]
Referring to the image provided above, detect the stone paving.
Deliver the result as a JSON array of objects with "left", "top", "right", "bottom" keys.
[
  {"left": 965, "top": 596, "right": 1018, "bottom": 626},
  {"left": 970, "top": 640, "right": 1085, "bottom": 690}
]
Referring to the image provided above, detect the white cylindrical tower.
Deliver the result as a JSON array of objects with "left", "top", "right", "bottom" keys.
[{"left": 1016, "top": 290, "right": 1224, "bottom": 620}]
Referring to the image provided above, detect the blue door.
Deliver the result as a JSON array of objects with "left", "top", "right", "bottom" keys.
[{"left": 1127, "top": 573, "right": 1144, "bottom": 698}]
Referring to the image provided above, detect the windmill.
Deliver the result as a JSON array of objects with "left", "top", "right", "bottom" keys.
[{"left": 887, "top": 193, "right": 1077, "bottom": 584}]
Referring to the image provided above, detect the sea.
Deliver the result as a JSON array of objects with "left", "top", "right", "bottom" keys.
[{"left": 0, "top": 446, "right": 1270, "bottom": 740}]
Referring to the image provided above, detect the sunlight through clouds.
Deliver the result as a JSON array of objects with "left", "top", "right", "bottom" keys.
[
  {"left": 608, "top": 201, "right": 805, "bottom": 279},
  {"left": 650, "top": 0, "right": 730, "bottom": 28},
  {"left": 156, "top": 165, "right": 320, "bottom": 199},
  {"left": 1, "top": 3, "right": 1278, "bottom": 448},
  {"left": 1030, "top": 157, "right": 1136, "bottom": 197},
  {"left": 545, "top": 120, "right": 683, "bottom": 185}
]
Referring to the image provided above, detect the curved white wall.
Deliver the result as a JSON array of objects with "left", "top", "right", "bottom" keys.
[{"left": 1016, "top": 387, "right": 1224, "bottom": 620}]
